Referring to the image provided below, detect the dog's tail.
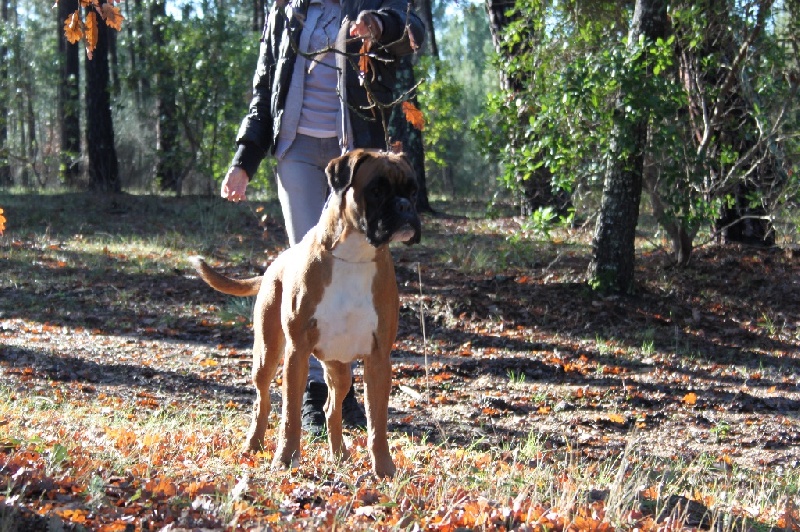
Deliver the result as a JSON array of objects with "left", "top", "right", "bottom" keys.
[{"left": 189, "top": 256, "right": 262, "bottom": 297}]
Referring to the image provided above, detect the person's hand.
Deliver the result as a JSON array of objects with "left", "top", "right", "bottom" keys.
[
  {"left": 221, "top": 167, "right": 249, "bottom": 202},
  {"left": 350, "top": 12, "right": 383, "bottom": 42}
]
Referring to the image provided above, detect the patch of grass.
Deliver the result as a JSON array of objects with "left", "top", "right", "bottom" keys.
[
  {"left": 506, "top": 369, "right": 526, "bottom": 387},
  {"left": 218, "top": 297, "right": 256, "bottom": 324}
]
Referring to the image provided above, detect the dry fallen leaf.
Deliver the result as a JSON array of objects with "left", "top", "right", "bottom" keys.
[{"left": 682, "top": 392, "right": 697, "bottom": 405}]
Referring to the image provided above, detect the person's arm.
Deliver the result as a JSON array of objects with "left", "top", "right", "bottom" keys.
[{"left": 223, "top": 5, "right": 283, "bottom": 201}]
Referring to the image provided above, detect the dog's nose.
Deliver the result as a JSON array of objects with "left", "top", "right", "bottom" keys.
[{"left": 395, "top": 197, "right": 413, "bottom": 213}]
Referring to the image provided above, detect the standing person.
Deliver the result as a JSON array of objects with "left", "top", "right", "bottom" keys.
[{"left": 220, "top": 0, "right": 425, "bottom": 435}]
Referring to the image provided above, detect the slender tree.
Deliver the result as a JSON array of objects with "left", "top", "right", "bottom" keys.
[
  {"left": 151, "top": 0, "right": 181, "bottom": 194},
  {"left": 416, "top": 0, "right": 438, "bottom": 60},
  {"left": 252, "top": 0, "right": 266, "bottom": 32},
  {"left": 587, "top": 0, "right": 667, "bottom": 293},
  {"left": 85, "top": 0, "right": 120, "bottom": 192},
  {"left": 58, "top": 0, "right": 81, "bottom": 185},
  {"left": 0, "top": 0, "right": 10, "bottom": 185}
]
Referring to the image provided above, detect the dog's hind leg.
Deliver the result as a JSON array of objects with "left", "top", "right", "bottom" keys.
[
  {"left": 322, "top": 360, "right": 352, "bottom": 462},
  {"left": 245, "top": 280, "right": 284, "bottom": 453}
]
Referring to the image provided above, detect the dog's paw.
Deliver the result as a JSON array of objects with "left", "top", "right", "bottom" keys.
[
  {"left": 372, "top": 459, "right": 396, "bottom": 479},
  {"left": 271, "top": 453, "right": 300, "bottom": 471},
  {"left": 330, "top": 446, "right": 351, "bottom": 463}
]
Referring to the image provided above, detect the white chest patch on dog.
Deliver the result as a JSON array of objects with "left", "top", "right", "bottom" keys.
[{"left": 314, "top": 259, "right": 378, "bottom": 362}]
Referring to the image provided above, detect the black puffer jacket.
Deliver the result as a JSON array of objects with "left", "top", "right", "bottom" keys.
[{"left": 232, "top": 0, "right": 425, "bottom": 175}]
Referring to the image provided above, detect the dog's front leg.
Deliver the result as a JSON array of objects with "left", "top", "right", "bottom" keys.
[
  {"left": 322, "top": 360, "right": 352, "bottom": 462},
  {"left": 363, "top": 354, "right": 396, "bottom": 478},
  {"left": 273, "top": 349, "right": 309, "bottom": 469}
]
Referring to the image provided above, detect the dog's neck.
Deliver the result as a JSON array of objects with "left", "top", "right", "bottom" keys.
[
  {"left": 329, "top": 227, "right": 377, "bottom": 263},
  {"left": 316, "top": 192, "right": 377, "bottom": 263}
]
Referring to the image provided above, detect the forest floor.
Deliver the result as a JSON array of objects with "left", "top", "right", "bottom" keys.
[{"left": 1, "top": 192, "right": 799, "bottom": 531}]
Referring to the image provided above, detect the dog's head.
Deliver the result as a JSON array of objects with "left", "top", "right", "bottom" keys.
[{"left": 325, "top": 149, "right": 422, "bottom": 247}]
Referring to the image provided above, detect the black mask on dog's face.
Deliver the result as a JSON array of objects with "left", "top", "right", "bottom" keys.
[
  {"left": 326, "top": 151, "right": 422, "bottom": 248},
  {"left": 362, "top": 175, "right": 421, "bottom": 247}
]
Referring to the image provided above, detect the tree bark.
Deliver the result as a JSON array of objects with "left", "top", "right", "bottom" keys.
[
  {"left": 416, "top": 0, "right": 438, "bottom": 59},
  {"left": 85, "top": 2, "right": 120, "bottom": 193},
  {"left": 151, "top": 0, "right": 181, "bottom": 194},
  {"left": 0, "top": 0, "right": 10, "bottom": 185},
  {"left": 58, "top": 0, "right": 81, "bottom": 185},
  {"left": 486, "top": 0, "right": 520, "bottom": 92},
  {"left": 108, "top": 24, "right": 120, "bottom": 95},
  {"left": 588, "top": 0, "right": 667, "bottom": 293},
  {"left": 128, "top": 0, "right": 150, "bottom": 109},
  {"left": 252, "top": 0, "right": 266, "bottom": 32}
]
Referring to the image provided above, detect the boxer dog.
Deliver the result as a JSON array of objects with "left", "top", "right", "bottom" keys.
[{"left": 190, "top": 149, "right": 420, "bottom": 477}]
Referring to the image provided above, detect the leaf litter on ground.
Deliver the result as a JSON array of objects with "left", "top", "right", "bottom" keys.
[{"left": 0, "top": 193, "right": 799, "bottom": 530}]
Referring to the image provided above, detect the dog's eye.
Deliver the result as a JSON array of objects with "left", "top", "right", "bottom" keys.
[{"left": 368, "top": 183, "right": 388, "bottom": 201}]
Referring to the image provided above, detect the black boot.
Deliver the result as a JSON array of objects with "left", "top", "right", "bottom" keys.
[
  {"left": 301, "top": 381, "right": 327, "bottom": 436},
  {"left": 342, "top": 385, "right": 367, "bottom": 430}
]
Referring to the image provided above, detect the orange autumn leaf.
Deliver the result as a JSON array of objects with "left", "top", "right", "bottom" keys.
[
  {"left": 682, "top": 392, "right": 697, "bottom": 405},
  {"left": 85, "top": 11, "right": 99, "bottom": 54},
  {"left": 146, "top": 477, "right": 177, "bottom": 498},
  {"left": 57, "top": 508, "right": 88, "bottom": 524},
  {"left": 101, "top": 3, "right": 125, "bottom": 31},
  {"left": 0, "top": 208, "right": 5, "bottom": 235},
  {"left": 358, "top": 40, "right": 373, "bottom": 81},
  {"left": 64, "top": 10, "right": 83, "bottom": 44},
  {"left": 402, "top": 101, "right": 425, "bottom": 131},
  {"left": 608, "top": 413, "right": 627, "bottom": 424}
]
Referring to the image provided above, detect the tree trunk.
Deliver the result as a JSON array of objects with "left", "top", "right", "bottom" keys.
[
  {"left": 130, "top": 0, "right": 150, "bottom": 107},
  {"left": 151, "top": 0, "right": 181, "bottom": 194},
  {"left": 588, "top": 0, "right": 667, "bottom": 293},
  {"left": 109, "top": 24, "right": 120, "bottom": 95},
  {"left": 645, "top": 167, "right": 694, "bottom": 265},
  {"left": 389, "top": 55, "right": 431, "bottom": 213},
  {"left": 85, "top": 2, "right": 120, "bottom": 193},
  {"left": 0, "top": 0, "right": 10, "bottom": 185},
  {"left": 252, "top": 0, "right": 266, "bottom": 32},
  {"left": 58, "top": 0, "right": 81, "bottom": 185},
  {"left": 486, "top": 0, "right": 520, "bottom": 92},
  {"left": 25, "top": 68, "right": 38, "bottom": 186},
  {"left": 416, "top": 0, "right": 438, "bottom": 59}
]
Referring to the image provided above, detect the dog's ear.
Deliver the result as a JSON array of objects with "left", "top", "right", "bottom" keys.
[{"left": 326, "top": 150, "right": 370, "bottom": 193}]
